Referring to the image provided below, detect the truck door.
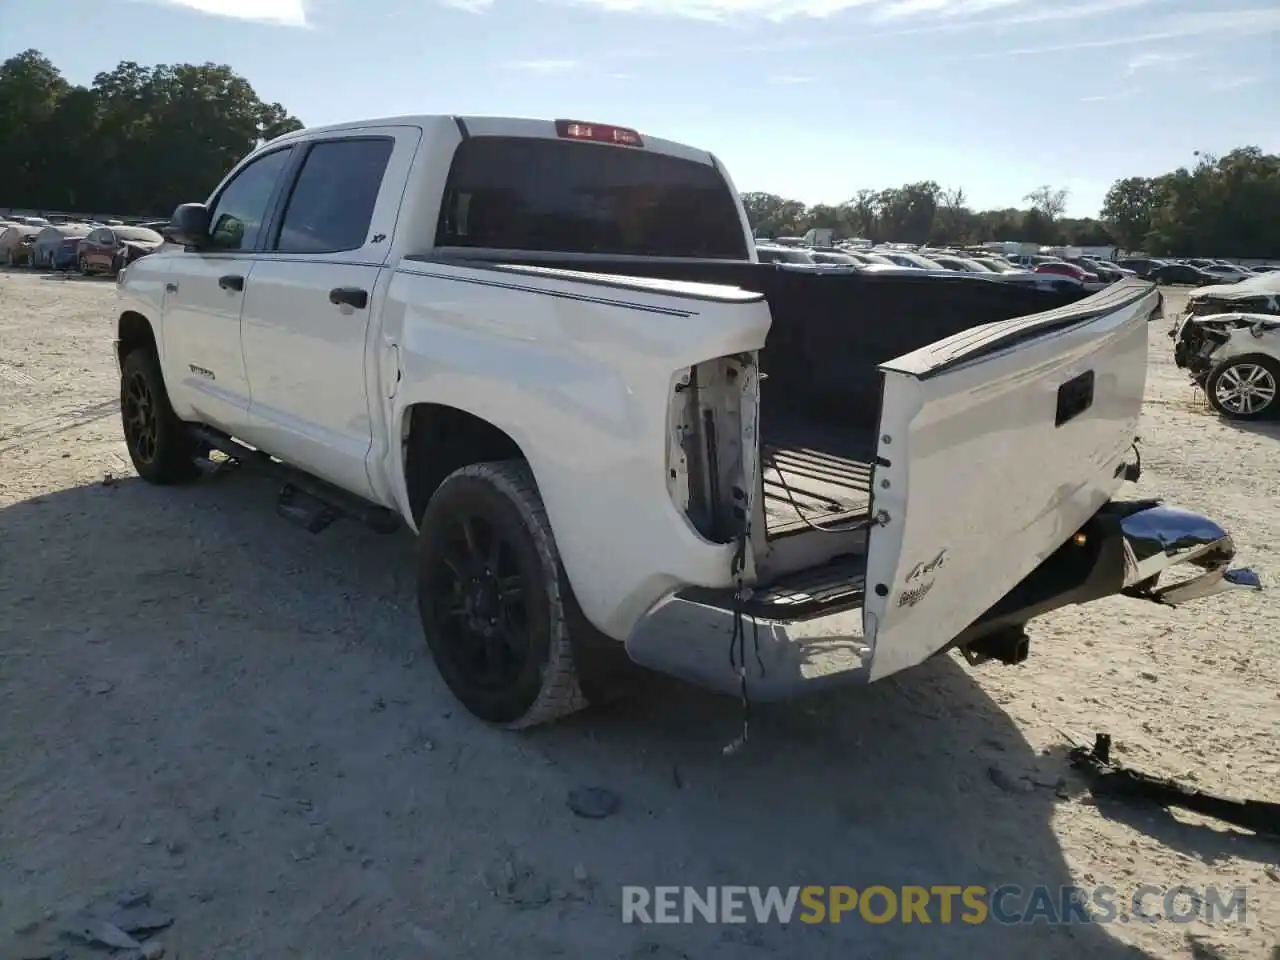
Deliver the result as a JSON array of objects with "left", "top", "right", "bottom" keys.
[
  {"left": 238, "top": 126, "right": 421, "bottom": 501},
  {"left": 160, "top": 146, "right": 295, "bottom": 434}
]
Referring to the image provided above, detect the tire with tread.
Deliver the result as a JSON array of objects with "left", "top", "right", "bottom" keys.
[
  {"left": 1204, "top": 353, "right": 1280, "bottom": 421},
  {"left": 416, "top": 460, "right": 588, "bottom": 729},
  {"left": 120, "top": 348, "right": 202, "bottom": 484}
]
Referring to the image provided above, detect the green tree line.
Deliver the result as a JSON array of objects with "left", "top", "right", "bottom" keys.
[
  {"left": 3, "top": 48, "right": 1277, "bottom": 257},
  {"left": 747, "top": 146, "right": 1280, "bottom": 259},
  {"left": 0, "top": 49, "right": 302, "bottom": 216}
]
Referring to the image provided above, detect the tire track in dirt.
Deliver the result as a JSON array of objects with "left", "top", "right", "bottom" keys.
[
  {"left": 0, "top": 399, "right": 119, "bottom": 454},
  {"left": 0, "top": 360, "right": 38, "bottom": 387}
]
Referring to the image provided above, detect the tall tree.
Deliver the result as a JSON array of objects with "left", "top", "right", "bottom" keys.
[
  {"left": 0, "top": 50, "right": 303, "bottom": 214},
  {"left": 1024, "top": 185, "right": 1069, "bottom": 222}
]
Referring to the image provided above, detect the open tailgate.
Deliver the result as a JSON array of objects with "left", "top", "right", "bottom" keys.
[{"left": 862, "top": 280, "right": 1159, "bottom": 680}]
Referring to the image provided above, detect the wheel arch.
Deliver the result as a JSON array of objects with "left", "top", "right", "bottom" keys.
[
  {"left": 117, "top": 310, "right": 158, "bottom": 370},
  {"left": 400, "top": 402, "right": 529, "bottom": 527}
]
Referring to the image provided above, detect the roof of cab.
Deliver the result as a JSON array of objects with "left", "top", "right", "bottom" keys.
[{"left": 264, "top": 114, "right": 717, "bottom": 166}]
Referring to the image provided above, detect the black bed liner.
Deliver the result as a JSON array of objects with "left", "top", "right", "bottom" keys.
[{"left": 761, "top": 412, "right": 874, "bottom": 537}]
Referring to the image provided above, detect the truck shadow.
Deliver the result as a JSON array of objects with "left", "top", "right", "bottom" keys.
[{"left": 1, "top": 473, "right": 1174, "bottom": 959}]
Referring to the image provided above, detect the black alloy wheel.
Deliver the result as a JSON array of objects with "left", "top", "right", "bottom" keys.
[
  {"left": 428, "top": 511, "right": 531, "bottom": 693},
  {"left": 118, "top": 348, "right": 201, "bottom": 484},
  {"left": 122, "top": 367, "right": 159, "bottom": 465},
  {"left": 416, "top": 462, "right": 588, "bottom": 728}
]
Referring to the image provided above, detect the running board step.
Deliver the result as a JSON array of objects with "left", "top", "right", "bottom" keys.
[{"left": 187, "top": 425, "right": 401, "bottom": 535}]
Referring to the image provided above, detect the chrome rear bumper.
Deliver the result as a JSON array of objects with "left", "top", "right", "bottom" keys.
[
  {"left": 1118, "top": 504, "right": 1262, "bottom": 605},
  {"left": 623, "top": 501, "right": 1261, "bottom": 701}
]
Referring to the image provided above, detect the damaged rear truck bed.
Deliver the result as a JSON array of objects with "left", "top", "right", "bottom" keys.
[{"left": 113, "top": 114, "right": 1262, "bottom": 729}]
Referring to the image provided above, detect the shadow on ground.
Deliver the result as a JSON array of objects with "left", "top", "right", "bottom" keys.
[{"left": 0, "top": 474, "right": 1167, "bottom": 959}]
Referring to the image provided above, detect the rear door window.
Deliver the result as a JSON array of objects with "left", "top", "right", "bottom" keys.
[
  {"left": 273, "top": 138, "right": 394, "bottom": 254},
  {"left": 436, "top": 136, "right": 748, "bottom": 259}
]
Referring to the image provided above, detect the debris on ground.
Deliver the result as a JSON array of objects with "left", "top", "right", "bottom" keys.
[
  {"left": 481, "top": 857, "right": 553, "bottom": 909},
  {"left": 566, "top": 786, "right": 620, "bottom": 819},
  {"left": 108, "top": 905, "right": 173, "bottom": 935},
  {"left": 62, "top": 913, "right": 141, "bottom": 950},
  {"left": 1069, "top": 733, "right": 1280, "bottom": 836}
]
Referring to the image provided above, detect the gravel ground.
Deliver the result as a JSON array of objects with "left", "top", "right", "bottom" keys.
[{"left": 1, "top": 270, "right": 1277, "bottom": 960}]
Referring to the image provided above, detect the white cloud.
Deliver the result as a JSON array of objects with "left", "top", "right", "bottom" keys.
[
  {"left": 979, "top": 5, "right": 1280, "bottom": 57},
  {"left": 150, "top": 0, "right": 307, "bottom": 24},
  {"left": 1124, "top": 49, "right": 1193, "bottom": 76},
  {"left": 1080, "top": 89, "right": 1136, "bottom": 102},
  {"left": 552, "top": 0, "right": 875, "bottom": 21},
  {"left": 1209, "top": 75, "right": 1259, "bottom": 91},
  {"left": 438, "top": 0, "right": 494, "bottom": 10},
  {"left": 541, "top": 0, "right": 1076, "bottom": 23},
  {"left": 769, "top": 73, "right": 816, "bottom": 82},
  {"left": 595, "top": 0, "right": 1160, "bottom": 58},
  {"left": 871, "top": 0, "right": 1019, "bottom": 21},
  {"left": 507, "top": 59, "right": 580, "bottom": 73}
]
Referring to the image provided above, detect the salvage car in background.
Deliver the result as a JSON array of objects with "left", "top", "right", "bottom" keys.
[
  {"left": 1150, "top": 262, "right": 1217, "bottom": 286},
  {"left": 77, "top": 225, "right": 164, "bottom": 275},
  {"left": 1034, "top": 260, "right": 1105, "bottom": 292},
  {"left": 1, "top": 225, "right": 40, "bottom": 266},
  {"left": 1184, "top": 271, "right": 1280, "bottom": 319},
  {"left": 1172, "top": 272, "right": 1280, "bottom": 419},
  {"left": 1174, "top": 312, "right": 1280, "bottom": 419},
  {"left": 31, "top": 223, "right": 92, "bottom": 270}
]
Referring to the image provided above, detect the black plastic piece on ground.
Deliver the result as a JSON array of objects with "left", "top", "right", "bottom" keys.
[
  {"left": 277, "top": 483, "right": 340, "bottom": 534},
  {"left": 1070, "top": 733, "right": 1280, "bottom": 838}
]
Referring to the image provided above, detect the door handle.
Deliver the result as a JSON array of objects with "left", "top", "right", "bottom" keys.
[
  {"left": 219, "top": 274, "right": 245, "bottom": 292},
  {"left": 329, "top": 287, "right": 369, "bottom": 309},
  {"left": 165, "top": 282, "right": 179, "bottom": 294}
]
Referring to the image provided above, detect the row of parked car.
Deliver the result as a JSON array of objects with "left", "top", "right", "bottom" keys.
[
  {"left": 1105, "top": 256, "right": 1275, "bottom": 286},
  {"left": 0, "top": 215, "right": 168, "bottom": 276},
  {"left": 753, "top": 239, "right": 1277, "bottom": 292},
  {"left": 753, "top": 240, "right": 1127, "bottom": 294}
]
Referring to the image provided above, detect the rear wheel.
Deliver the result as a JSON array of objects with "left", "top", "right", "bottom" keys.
[
  {"left": 416, "top": 461, "right": 588, "bottom": 729},
  {"left": 1205, "top": 355, "right": 1280, "bottom": 420},
  {"left": 78, "top": 255, "right": 90, "bottom": 275},
  {"left": 120, "top": 348, "right": 202, "bottom": 484}
]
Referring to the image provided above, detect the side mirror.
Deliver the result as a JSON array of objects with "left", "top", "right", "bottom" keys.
[{"left": 167, "top": 203, "right": 211, "bottom": 248}]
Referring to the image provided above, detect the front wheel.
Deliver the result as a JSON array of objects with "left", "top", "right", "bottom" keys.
[
  {"left": 1205, "top": 355, "right": 1280, "bottom": 420},
  {"left": 416, "top": 461, "right": 588, "bottom": 729},
  {"left": 120, "top": 348, "right": 202, "bottom": 483}
]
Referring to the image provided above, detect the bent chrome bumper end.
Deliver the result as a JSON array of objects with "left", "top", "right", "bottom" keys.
[{"left": 1118, "top": 504, "right": 1262, "bottom": 605}]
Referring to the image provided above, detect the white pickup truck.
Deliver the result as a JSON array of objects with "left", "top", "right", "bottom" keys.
[{"left": 114, "top": 115, "right": 1261, "bottom": 729}]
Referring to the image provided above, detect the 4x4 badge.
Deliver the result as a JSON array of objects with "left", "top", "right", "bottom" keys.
[{"left": 906, "top": 548, "right": 947, "bottom": 582}]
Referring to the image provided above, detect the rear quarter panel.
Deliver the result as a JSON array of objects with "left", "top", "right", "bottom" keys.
[{"left": 381, "top": 261, "right": 772, "bottom": 639}]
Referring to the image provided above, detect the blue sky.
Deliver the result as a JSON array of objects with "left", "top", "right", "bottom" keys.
[{"left": 7, "top": 0, "right": 1278, "bottom": 216}]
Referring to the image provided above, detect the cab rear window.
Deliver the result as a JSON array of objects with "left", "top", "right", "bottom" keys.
[{"left": 436, "top": 136, "right": 748, "bottom": 259}]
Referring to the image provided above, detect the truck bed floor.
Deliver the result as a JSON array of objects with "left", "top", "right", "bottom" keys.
[{"left": 760, "top": 412, "right": 876, "bottom": 538}]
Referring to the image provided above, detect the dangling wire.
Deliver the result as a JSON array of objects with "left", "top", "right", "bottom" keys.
[{"left": 724, "top": 490, "right": 762, "bottom": 756}]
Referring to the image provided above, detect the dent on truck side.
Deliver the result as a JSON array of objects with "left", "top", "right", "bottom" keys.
[{"left": 381, "top": 264, "right": 772, "bottom": 640}]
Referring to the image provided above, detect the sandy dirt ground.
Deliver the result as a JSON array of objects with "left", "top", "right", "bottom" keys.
[{"left": 1, "top": 270, "right": 1278, "bottom": 960}]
